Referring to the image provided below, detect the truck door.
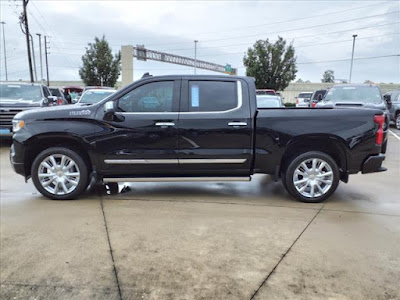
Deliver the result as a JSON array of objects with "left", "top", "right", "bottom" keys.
[
  {"left": 95, "top": 79, "right": 181, "bottom": 176},
  {"left": 177, "top": 78, "right": 253, "bottom": 176}
]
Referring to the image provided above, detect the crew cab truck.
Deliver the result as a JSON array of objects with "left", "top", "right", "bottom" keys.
[{"left": 10, "top": 75, "right": 388, "bottom": 203}]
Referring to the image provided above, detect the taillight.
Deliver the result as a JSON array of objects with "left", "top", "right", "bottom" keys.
[
  {"left": 57, "top": 99, "right": 63, "bottom": 105},
  {"left": 312, "top": 102, "right": 316, "bottom": 108},
  {"left": 373, "top": 115, "right": 385, "bottom": 145},
  {"left": 296, "top": 99, "right": 299, "bottom": 104}
]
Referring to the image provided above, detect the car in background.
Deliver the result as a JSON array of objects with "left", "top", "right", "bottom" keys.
[
  {"left": 275, "top": 92, "right": 284, "bottom": 101},
  {"left": 295, "top": 92, "right": 313, "bottom": 107},
  {"left": 383, "top": 89, "right": 400, "bottom": 129},
  {"left": 77, "top": 89, "right": 116, "bottom": 105},
  {"left": 83, "top": 86, "right": 115, "bottom": 92},
  {"left": 256, "top": 89, "right": 276, "bottom": 96},
  {"left": 309, "top": 89, "right": 328, "bottom": 108},
  {"left": 63, "top": 86, "right": 83, "bottom": 103},
  {"left": 0, "top": 82, "right": 57, "bottom": 136},
  {"left": 49, "top": 87, "right": 68, "bottom": 105},
  {"left": 256, "top": 95, "right": 284, "bottom": 108}
]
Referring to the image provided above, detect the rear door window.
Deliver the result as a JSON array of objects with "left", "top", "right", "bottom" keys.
[{"left": 188, "top": 81, "right": 237, "bottom": 112}]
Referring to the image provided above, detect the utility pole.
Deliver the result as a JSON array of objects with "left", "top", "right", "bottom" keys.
[
  {"left": 0, "top": 22, "right": 8, "bottom": 81},
  {"left": 22, "top": 0, "right": 34, "bottom": 83},
  {"left": 36, "top": 33, "right": 43, "bottom": 84},
  {"left": 349, "top": 34, "right": 357, "bottom": 83},
  {"left": 44, "top": 35, "right": 49, "bottom": 86},
  {"left": 194, "top": 40, "right": 198, "bottom": 75},
  {"left": 29, "top": 34, "right": 37, "bottom": 81}
]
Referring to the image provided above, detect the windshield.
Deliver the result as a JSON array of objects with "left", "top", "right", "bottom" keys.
[
  {"left": 0, "top": 84, "right": 42, "bottom": 102},
  {"left": 256, "top": 90, "right": 275, "bottom": 96},
  {"left": 79, "top": 90, "right": 114, "bottom": 104},
  {"left": 312, "top": 90, "right": 326, "bottom": 100},
  {"left": 256, "top": 96, "right": 282, "bottom": 108},
  {"left": 298, "top": 93, "right": 312, "bottom": 99},
  {"left": 324, "top": 86, "right": 382, "bottom": 103}
]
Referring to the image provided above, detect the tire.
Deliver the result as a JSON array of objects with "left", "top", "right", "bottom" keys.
[
  {"left": 31, "top": 147, "right": 89, "bottom": 200},
  {"left": 396, "top": 113, "right": 400, "bottom": 130},
  {"left": 284, "top": 151, "right": 340, "bottom": 203}
]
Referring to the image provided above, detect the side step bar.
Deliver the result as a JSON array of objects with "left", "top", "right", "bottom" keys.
[{"left": 103, "top": 177, "right": 251, "bottom": 183}]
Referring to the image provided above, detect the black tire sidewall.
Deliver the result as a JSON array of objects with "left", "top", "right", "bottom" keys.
[
  {"left": 31, "top": 147, "right": 89, "bottom": 200},
  {"left": 396, "top": 114, "right": 400, "bottom": 130},
  {"left": 284, "top": 151, "right": 340, "bottom": 203}
]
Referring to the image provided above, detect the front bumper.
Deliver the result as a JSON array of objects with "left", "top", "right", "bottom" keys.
[
  {"left": 361, "top": 153, "right": 386, "bottom": 174},
  {"left": 10, "top": 143, "right": 26, "bottom": 177}
]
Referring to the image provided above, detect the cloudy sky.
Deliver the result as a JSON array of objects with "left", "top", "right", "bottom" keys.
[{"left": 0, "top": 0, "right": 399, "bottom": 83}]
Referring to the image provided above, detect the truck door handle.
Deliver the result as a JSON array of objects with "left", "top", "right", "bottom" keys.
[
  {"left": 155, "top": 122, "right": 175, "bottom": 127},
  {"left": 228, "top": 122, "right": 247, "bottom": 127}
]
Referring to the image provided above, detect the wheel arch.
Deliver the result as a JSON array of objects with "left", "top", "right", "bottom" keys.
[
  {"left": 280, "top": 135, "right": 348, "bottom": 181},
  {"left": 24, "top": 133, "right": 95, "bottom": 178}
]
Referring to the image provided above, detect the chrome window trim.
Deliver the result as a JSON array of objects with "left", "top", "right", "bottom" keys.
[{"left": 114, "top": 80, "right": 243, "bottom": 115}]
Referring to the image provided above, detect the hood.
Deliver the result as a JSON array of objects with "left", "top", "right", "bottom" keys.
[
  {"left": 0, "top": 98, "right": 42, "bottom": 108},
  {"left": 316, "top": 100, "right": 387, "bottom": 110},
  {"left": 14, "top": 103, "right": 98, "bottom": 121}
]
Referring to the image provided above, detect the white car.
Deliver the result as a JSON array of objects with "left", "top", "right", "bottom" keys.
[
  {"left": 77, "top": 89, "right": 116, "bottom": 105},
  {"left": 295, "top": 92, "right": 313, "bottom": 108}
]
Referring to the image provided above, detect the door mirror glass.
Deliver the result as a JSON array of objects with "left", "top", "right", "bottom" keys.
[
  {"left": 104, "top": 101, "right": 115, "bottom": 113},
  {"left": 384, "top": 94, "right": 392, "bottom": 109},
  {"left": 41, "top": 98, "right": 49, "bottom": 107}
]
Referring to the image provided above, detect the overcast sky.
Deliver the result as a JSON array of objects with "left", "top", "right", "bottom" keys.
[{"left": 0, "top": 0, "right": 399, "bottom": 84}]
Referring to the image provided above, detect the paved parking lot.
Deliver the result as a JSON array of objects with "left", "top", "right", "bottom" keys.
[{"left": 1, "top": 129, "right": 399, "bottom": 300}]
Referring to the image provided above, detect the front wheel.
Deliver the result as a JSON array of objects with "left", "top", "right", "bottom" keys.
[
  {"left": 396, "top": 113, "right": 400, "bottom": 130},
  {"left": 284, "top": 151, "right": 340, "bottom": 203},
  {"left": 31, "top": 147, "right": 89, "bottom": 200}
]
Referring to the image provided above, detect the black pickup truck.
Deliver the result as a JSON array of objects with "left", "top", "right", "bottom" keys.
[{"left": 10, "top": 75, "right": 388, "bottom": 202}]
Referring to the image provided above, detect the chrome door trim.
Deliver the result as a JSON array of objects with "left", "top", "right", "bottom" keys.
[
  {"left": 104, "top": 158, "right": 247, "bottom": 164},
  {"left": 155, "top": 122, "right": 175, "bottom": 127},
  {"left": 228, "top": 122, "right": 247, "bottom": 126},
  {"left": 103, "top": 176, "right": 251, "bottom": 183}
]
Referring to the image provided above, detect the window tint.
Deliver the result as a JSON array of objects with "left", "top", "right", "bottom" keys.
[
  {"left": 42, "top": 87, "right": 50, "bottom": 97},
  {"left": 118, "top": 81, "right": 174, "bottom": 112},
  {"left": 189, "top": 81, "right": 237, "bottom": 112}
]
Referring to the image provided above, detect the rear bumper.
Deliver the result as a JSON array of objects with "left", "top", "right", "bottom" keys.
[{"left": 361, "top": 153, "right": 386, "bottom": 174}]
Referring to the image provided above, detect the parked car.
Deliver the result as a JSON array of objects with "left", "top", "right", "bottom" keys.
[
  {"left": 256, "top": 89, "right": 276, "bottom": 96},
  {"left": 0, "top": 82, "right": 57, "bottom": 137},
  {"left": 295, "top": 92, "right": 313, "bottom": 107},
  {"left": 309, "top": 89, "right": 328, "bottom": 108},
  {"left": 256, "top": 95, "right": 284, "bottom": 108},
  {"left": 49, "top": 87, "right": 68, "bottom": 105},
  {"left": 383, "top": 90, "right": 400, "bottom": 129},
  {"left": 78, "top": 89, "right": 116, "bottom": 105},
  {"left": 11, "top": 75, "right": 388, "bottom": 203},
  {"left": 276, "top": 92, "right": 284, "bottom": 101},
  {"left": 83, "top": 86, "right": 115, "bottom": 92}
]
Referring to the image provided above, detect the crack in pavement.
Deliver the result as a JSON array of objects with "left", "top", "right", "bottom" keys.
[
  {"left": 249, "top": 202, "right": 327, "bottom": 300},
  {"left": 100, "top": 194, "right": 123, "bottom": 300}
]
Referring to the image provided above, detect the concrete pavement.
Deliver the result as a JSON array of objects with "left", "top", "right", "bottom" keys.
[{"left": 1, "top": 132, "right": 399, "bottom": 299}]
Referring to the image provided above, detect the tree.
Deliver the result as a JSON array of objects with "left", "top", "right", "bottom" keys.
[
  {"left": 321, "top": 70, "right": 335, "bottom": 83},
  {"left": 296, "top": 78, "right": 304, "bottom": 83},
  {"left": 243, "top": 36, "right": 297, "bottom": 91},
  {"left": 79, "top": 36, "right": 121, "bottom": 87}
]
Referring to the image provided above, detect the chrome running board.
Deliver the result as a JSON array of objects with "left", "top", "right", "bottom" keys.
[{"left": 103, "top": 177, "right": 251, "bottom": 183}]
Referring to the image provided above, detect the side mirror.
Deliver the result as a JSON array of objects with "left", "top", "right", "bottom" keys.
[
  {"left": 47, "top": 96, "right": 58, "bottom": 105},
  {"left": 383, "top": 94, "right": 392, "bottom": 109},
  {"left": 71, "top": 98, "right": 78, "bottom": 104},
  {"left": 104, "top": 101, "right": 115, "bottom": 113},
  {"left": 41, "top": 98, "right": 49, "bottom": 107}
]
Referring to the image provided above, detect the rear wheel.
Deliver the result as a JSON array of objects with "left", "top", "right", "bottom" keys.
[
  {"left": 31, "top": 147, "right": 89, "bottom": 200},
  {"left": 284, "top": 151, "right": 339, "bottom": 203},
  {"left": 396, "top": 113, "right": 400, "bottom": 130}
]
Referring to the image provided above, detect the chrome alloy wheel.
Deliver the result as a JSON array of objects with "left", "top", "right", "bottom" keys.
[
  {"left": 292, "top": 158, "right": 333, "bottom": 198},
  {"left": 38, "top": 154, "right": 80, "bottom": 195},
  {"left": 396, "top": 114, "right": 400, "bottom": 130}
]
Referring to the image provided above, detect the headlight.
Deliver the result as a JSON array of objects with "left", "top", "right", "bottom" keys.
[{"left": 12, "top": 120, "right": 25, "bottom": 132}]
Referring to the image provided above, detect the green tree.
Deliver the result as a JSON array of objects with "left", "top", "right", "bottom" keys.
[
  {"left": 243, "top": 36, "right": 297, "bottom": 90},
  {"left": 79, "top": 36, "right": 121, "bottom": 87},
  {"left": 296, "top": 78, "right": 304, "bottom": 83},
  {"left": 321, "top": 70, "right": 335, "bottom": 83}
]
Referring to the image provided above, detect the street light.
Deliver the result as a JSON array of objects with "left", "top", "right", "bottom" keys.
[
  {"left": 194, "top": 40, "right": 198, "bottom": 75},
  {"left": 0, "top": 21, "right": 8, "bottom": 81},
  {"left": 349, "top": 34, "right": 358, "bottom": 83}
]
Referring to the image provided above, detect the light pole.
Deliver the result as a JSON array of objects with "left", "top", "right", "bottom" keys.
[
  {"left": 194, "top": 40, "right": 198, "bottom": 75},
  {"left": 36, "top": 33, "right": 43, "bottom": 84},
  {"left": 349, "top": 34, "right": 357, "bottom": 83},
  {"left": 0, "top": 21, "right": 8, "bottom": 81}
]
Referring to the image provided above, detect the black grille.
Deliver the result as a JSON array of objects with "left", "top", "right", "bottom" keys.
[{"left": 0, "top": 109, "right": 23, "bottom": 127}]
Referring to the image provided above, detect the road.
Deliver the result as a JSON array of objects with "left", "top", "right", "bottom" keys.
[{"left": 1, "top": 130, "right": 399, "bottom": 300}]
